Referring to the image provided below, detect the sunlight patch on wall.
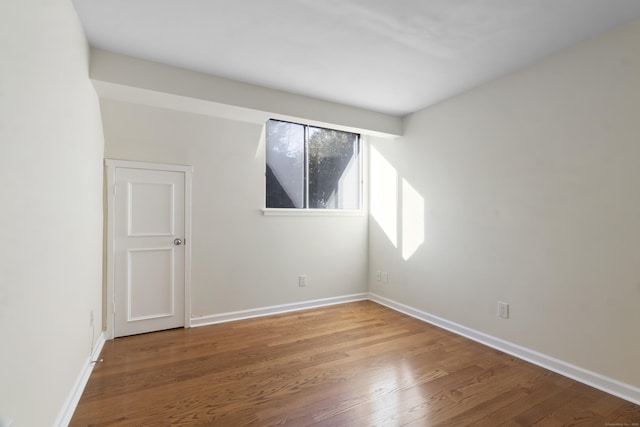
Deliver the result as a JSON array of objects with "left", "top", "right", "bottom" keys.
[
  {"left": 370, "top": 147, "right": 398, "bottom": 247},
  {"left": 401, "top": 178, "right": 425, "bottom": 260}
]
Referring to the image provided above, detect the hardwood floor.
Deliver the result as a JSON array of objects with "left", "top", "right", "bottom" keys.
[{"left": 71, "top": 301, "right": 639, "bottom": 426}]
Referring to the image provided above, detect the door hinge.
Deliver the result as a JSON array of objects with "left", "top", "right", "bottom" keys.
[
  {"left": 113, "top": 184, "right": 117, "bottom": 196},
  {"left": 112, "top": 301, "right": 116, "bottom": 313}
]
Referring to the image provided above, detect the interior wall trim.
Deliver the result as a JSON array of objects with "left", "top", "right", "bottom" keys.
[
  {"left": 54, "top": 332, "right": 106, "bottom": 427},
  {"left": 367, "top": 293, "right": 640, "bottom": 406},
  {"left": 190, "top": 293, "right": 369, "bottom": 327}
]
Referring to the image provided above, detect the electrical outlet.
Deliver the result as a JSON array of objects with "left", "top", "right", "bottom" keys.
[
  {"left": 382, "top": 272, "right": 389, "bottom": 284},
  {"left": 497, "top": 301, "right": 509, "bottom": 319},
  {"left": 376, "top": 271, "right": 381, "bottom": 282},
  {"left": 298, "top": 275, "right": 306, "bottom": 287}
]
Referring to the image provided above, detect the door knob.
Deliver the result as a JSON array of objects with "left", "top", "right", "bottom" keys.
[{"left": 174, "top": 238, "right": 183, "bottom": 246}]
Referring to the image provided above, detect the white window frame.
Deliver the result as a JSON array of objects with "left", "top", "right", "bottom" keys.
[{"left": 262, "top": 120, "right": 366, "bottom": 217}]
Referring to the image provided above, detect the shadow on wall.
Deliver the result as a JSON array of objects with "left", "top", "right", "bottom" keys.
[{"left": 370, "top": 146, "right": 425, "bottom": 261}]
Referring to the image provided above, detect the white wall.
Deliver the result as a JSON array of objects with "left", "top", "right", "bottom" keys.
[
  {"left": 369, "top": 20, "right": 640, "bottom": 388},
  {"left": 101, "top": 99, "right": 368, "bottom": 317},
  {"left": 0, "top": 0, "right": 104, "bottom": 425}
]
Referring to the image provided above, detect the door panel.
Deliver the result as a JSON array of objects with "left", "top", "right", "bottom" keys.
[
  {"left": 129, "top": 182, "right": 175, "bottom": 236},
  {"left": 114, "top": 167, "right": 185, "bottom": 337},
  {"left": 128, "top": 248, "right": 174, "bottom": 320}
]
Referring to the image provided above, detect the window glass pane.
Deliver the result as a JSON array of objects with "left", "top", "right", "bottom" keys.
[
  {"left": 266, "top": 120, "right": 305, "bottom": 208},
  {"left": 307, "top": 127, "right": 359, "bottom": 209}
]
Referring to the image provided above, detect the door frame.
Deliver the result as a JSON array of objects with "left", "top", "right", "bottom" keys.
[{"left": 105, "top": 159, "right": 193, "bottom": 339}]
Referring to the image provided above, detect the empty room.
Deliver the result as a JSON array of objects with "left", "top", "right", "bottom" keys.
[{"left": 1, "top": 0, "right": 639, "bottom": 425}]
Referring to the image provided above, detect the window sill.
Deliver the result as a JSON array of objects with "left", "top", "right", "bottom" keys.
[{"left": 262, "top": 208, "right": 366, "bottom": 217}]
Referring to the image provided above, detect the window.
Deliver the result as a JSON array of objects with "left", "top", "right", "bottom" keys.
[{"left": 265, "top": 119, "right": 361, "bottom": 210}]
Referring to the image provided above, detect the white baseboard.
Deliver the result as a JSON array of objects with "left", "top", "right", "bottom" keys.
[
  {"left": 368, "top": 293, "right": 639, "bottom": 406},
  {"left": 54, "top": 332, "right": 106, "bottom": 427},
  {"left": 190, "top": 293, "right": 369, "bottom": 327}
]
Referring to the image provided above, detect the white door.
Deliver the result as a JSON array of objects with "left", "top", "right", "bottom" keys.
[{"left": 113, "top": 166, "right": 187, "bottom": 337}]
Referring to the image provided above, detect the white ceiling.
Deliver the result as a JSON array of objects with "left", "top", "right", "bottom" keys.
[{"left": 72, "top": 0, "right": 640, "bottom": 116}]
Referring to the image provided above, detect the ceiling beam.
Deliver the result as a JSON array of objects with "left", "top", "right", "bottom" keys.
[{"left": 90, "top": 49, "right": 402, "bottom": 138}]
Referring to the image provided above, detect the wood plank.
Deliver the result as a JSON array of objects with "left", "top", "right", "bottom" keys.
[{"left": 70, "top": 301, "right": 639, "bottom": 426}]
